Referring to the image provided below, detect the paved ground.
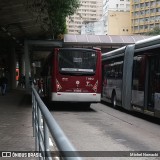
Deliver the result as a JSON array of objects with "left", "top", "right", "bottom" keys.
[{"left": 0, "top": 89, "right": 37, "bottom": 159}]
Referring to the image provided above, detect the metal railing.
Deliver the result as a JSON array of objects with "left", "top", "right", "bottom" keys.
[{"left": 32, "top": 86, "right": 82, "bottom": 160}]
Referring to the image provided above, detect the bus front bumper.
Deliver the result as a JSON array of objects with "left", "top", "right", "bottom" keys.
[{"left": 51, "top": 92, "right": 101, "bottom": 102}]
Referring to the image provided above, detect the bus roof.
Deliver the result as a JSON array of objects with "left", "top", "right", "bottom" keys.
[
  {"left": 102, "top": 35, "right": 160, "bottom": 60},
  {"left": 135, "top": 35, "right": 160, "bottom": 52},
  {"left": 102, "top": 46, "right": 126, "bottom": 60},
  {"left": 57, "top": 48, "right": 98, "bottom": 52}
]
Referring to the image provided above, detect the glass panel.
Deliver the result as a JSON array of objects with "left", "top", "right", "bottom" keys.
[
  {"left": 154, "top": 56, "right": 160, "bottom": 93},
  {"left": 58, "top": 49, "right": 97, "bottom": 74},
  {"left": 102, "top": 57, "right": 123, "bottom": 102},
  {"left": 132, "top": 55, "right": 146, "bottom": 107},
  {"left": 132, "top": 56, "right": 145, "bottom": 91},
  {"left": 148, "top": 55, "right": 160, "bottom": 109},
  {"left": 154, "top": 55, "right": 160, "bottom": 110}
]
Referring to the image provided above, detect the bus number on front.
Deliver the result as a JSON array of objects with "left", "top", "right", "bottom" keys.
[{"left": 86, "top": 77, "right": 94, "bottom": 81}]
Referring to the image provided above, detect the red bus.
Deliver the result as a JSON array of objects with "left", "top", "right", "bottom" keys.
[{"left": 41, "top": 48, "right": 102, "bottom": 107}]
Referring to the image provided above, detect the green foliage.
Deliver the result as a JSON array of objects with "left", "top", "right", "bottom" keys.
[
  {"left": 47, "top": 0, "right": 80, "bottom": 17},
  {"left": 145, "top": 27, "right": 160, "bottom": 36},
  {"left": 26, "top": 0, "right": 80, "bottom": 39},
  {"left": 46, "top": 0, "right": 80, "bottom": 38}
]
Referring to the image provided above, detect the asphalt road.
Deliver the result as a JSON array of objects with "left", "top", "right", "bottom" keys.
[{"left": 49, "top": 102, "right": 160, "bottom": 160}]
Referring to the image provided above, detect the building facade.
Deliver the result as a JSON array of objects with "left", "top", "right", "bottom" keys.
[
  {"left": 131, "top": 0, "right": 160, "bottom": 34},
  {"left": 103, "top": 0, "right": 130, "bottom": 35},
  {"left": 107, "top": 11, "right": 131, "bottom": 35},
  {"left": 81, "top": 20, "right": 104, "bottom": 35},
  {"left": 66, "top": 0, "right": 103, "bottom": 34}
]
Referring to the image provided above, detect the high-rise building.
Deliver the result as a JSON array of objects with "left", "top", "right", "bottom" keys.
[
  {"left": 131, "top": 0, "right": 160, "bottom": 34},
  {"left": 81, "top": 20, "right": 104, "bottom": 35},
  {"left": 107, "top": 11, "right": 131, "bottom": 35},
  {"left": 66, "top": 0, "right": 103, "bottom": 34},
  {"left": 103, "top": 0, "right": 130, "bottom": 35},
  {"left": 103, "top": 0, "right": 130, "bottom": 13}
]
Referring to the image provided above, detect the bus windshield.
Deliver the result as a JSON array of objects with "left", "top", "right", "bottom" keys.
[{"left": 58, "top": 50, "right": 97, "bottom": 74}]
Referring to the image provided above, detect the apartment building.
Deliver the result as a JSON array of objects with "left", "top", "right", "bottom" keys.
[
  {"left": 66, "top": 0, "right": 103, "bottom": 34},
  {"left": 103, "top": 0, "right": 130, "bottom": 13},
  {"left": 131, "top": 0, "right": 160, "bottom": 34},
  {"left": 103, "top": 0, "right": 130, "bottom": 35}
]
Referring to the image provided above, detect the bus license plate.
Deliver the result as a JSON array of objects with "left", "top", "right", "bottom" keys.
[{"left": 74, "top": 89, "right": 81, "bottom": 92}]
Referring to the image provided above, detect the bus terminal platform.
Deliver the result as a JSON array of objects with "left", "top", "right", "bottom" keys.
[{"left": 0, "top": 89, "right": 37, "bottom": 159}]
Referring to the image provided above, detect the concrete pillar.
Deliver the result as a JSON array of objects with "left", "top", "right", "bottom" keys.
[
  {"left": 24, "top": 40, "right": 31, "bottom": 90},
  {"left": 10, "top": 46, "right": 16, "bottom": 89},
  {"left": 21, "top": 53, "right": 25, "bottom": 76},
  {"left": 7, "top": 45, "right": 16, "bottom": 90}
]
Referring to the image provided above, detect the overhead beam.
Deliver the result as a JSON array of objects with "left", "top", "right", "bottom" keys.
[{"left": 27, "top": 40, "right": 63, "bottom": 47}]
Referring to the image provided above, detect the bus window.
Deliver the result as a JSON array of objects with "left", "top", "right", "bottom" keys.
[
  {"left": 132, "top": 55, "right": 146, "bottom": 107},
  {"left": 154, "top": 56, "right": 160, "bottom": 93},
  {"left": 58, "top": 50, "right": 97, "bottom": 74},
  {"left": 132, "top": 56, "right": 145, "bottom": 91},
  {"left": 148, "top": 55, "right": 160, "bottom": 109},
  {"left": 104, "top": 59, "right": 123, "bottom": 79}
]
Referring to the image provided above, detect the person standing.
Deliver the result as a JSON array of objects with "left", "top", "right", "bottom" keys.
[{"left": 1, "top": 75, "right": 8, "bottom": 95}]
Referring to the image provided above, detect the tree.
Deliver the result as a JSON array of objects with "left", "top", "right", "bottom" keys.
[
  {"left": 145, "top": 27, "right": 160, "bottom": 36},
  {"left": 25, "top": 0, "right": 80, "bottom": 39}
]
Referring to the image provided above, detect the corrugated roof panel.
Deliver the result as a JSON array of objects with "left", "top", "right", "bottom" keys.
[
  {"left": 64, "top": 34, "right": 77, "bottom": 42},
  {"left": 99, "top": 35, "right": 112, "bottom": 43},
  {"left": 64, "top": 34, "right": 153, "bottom": 46},
  {"left": 110, "top": 35, "right": 123, "bottom": 43},
  {"left": 131, "top": 35, "right": 145, "bottom": 42},
  {"left": 76, "top": 35, "right": 88, "bottom": 42},
  {"left": 86, "top": 35, "right": 100, "bottom": 43},
  {"left": 120, "top": 35, "right": 135, "bottom": 43}
]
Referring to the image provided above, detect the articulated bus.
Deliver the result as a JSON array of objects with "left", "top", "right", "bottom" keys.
[
  {"left": 41, "top": 47, "right": 102, "bottom": 107},
  {"left": 102, "top": 35, "right": 160, "bottom": 118}
]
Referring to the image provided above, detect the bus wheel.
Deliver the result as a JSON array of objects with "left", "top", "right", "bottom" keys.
[{"left": 112, "top": 93, "right": 117, "bottom": 108}]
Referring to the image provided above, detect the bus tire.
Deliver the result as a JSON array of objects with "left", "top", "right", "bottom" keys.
[{"left": 112, "top": 92, "right": 117, "bottom": 108}]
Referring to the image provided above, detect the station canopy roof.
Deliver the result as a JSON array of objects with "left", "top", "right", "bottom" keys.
[
  {"left": 0, "top": 0, "right": 153, "bottom": 51},
  {"left": 64, "top": 34, "right": 152, "bottom": 47},
  {"left": 0, "top": 0, "right": 50, "bottom": 47}
]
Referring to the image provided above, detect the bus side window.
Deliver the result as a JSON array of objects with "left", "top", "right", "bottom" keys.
[
  {"left": 105, "top": 65, "right": 111, "bottom": 78},
  {"left": 132, "top": 56, "right": 145, "bottom": 91},
  {"left": 154, "top": 56, "right": 160, "bottom": 92}
]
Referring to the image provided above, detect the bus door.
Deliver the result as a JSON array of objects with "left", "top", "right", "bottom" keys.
[{"left": 147, "top": 55, "right": 160, "bottom": 112}]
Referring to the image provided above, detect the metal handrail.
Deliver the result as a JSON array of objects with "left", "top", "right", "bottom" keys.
[{"left": 32, "top": 86, "right": 82, "bottom": 160}]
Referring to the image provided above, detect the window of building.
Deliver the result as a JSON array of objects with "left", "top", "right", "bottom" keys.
[
  {"left": 145, "top": 25, "right": 148, "bottom": 29},
  {"left": 120, "top": 4, "right": 124, "bottom": 7}
]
